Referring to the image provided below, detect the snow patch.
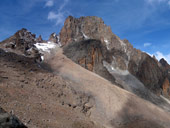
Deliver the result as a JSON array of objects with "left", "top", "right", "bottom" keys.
[
  {"left": 34, "top": 41, "right": 59, "bottom": 62},
  {"left": 119, "top": 39, "right": 126, "bottom": 46},
  {"left": 82, "top": 32, "right": 89, "bottom": 39},
  {"left": 104, "top": 39, "right": 110, "bottom": 50},
  {"left": 160, "top": 95, "right": 170, "bottom": 104},
  {"left": 41, "top": 56, "right": 44, "bottom": 61},
  {"left": 103, "top": 60, "right": 147, "bottom": 92},
  {"left": 119, "top": 39, "right": 127, "bottom": 53},
  {"left": 34, "top": 41, "right": 57, "bottom": 53},
  {"left": 103, "top": 61, "right": 129, "bottom": 76},
  {"left": 127, "top": 51, "right": 131, "bottom": 61},
  {"left": 27, "top": 47, "right": 33, "bottom": 52},
  {"left": 53, "top": 33, "right": 57, "bottom": 37},
  {"left": 57, "top": 35, "right": 62, "bottom": 47}
]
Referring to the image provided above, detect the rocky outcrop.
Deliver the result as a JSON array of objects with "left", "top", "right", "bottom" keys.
[
  {"left": 49, "top": 33, "right": 58, "bottom": 43},
  {"left": 36, "top": 35, "right": 43, "bottom": 43},
  {"left": 0, "top": 107, "right": 26, "bottom": 128},
  {"left": 0, "top": 28, "right": 40, "bottom": 59},
  {"left": 0, "top": 29, "right": 63, "bottom": 62}
]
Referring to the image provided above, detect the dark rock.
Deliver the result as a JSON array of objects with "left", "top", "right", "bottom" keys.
[
  {"left": 160, "top": 58, "right": 170, "bottom": 69},
  {"left": 0, "top": 107, "right": 27, "bottom": 128},
  {"left": 63, "top": 39, "right": 117, "bottom": 85},
  {"left": 135, "top": 55, "right": 164, "bottom": 92}
]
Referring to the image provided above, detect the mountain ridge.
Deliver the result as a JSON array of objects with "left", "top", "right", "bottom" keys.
[{"left": 1, "top": 15, "right": 170, "bottom": 128}]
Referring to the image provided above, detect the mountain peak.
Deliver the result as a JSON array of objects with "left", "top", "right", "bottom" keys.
[
  {"left": 159, "top": 58, "right": 170, "bottom": 70},
  {"left": 0, "top": 28, "right": 40, "bottom": 59},
  {"left": 60, "top": 16, "right": 112, "bottom": 46}
]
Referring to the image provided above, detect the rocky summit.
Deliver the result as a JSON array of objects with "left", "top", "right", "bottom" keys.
[
  {"left": 62, "top": 16, "right": 170, "bottom": 99},
  {"left": 0, "top": 28, "right": 40, "bottom": 59},
  {"left": 0, "top": 16, "right": 170, "bottom": 128}
]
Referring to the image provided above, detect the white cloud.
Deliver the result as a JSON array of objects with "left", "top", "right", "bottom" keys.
[
  {"left": 48, "top": 11, "right": 65, "bottom": 25},
  {"left": 146, "top": 0, "right": 170, "bottom": 6},
  {"left": 48, "top": 11, "right": 57, "bottom": 20},
  {"left": 144, "top": 42, "right": 152, "bottom": 47},
  {"left": 168, "top": 0, "right": 170, "bottom": 5},
  {"left": 155, "top": 51, "right": 170, "bottom": 64},
  {"left": 58, "top": 0, "right": 69, "bottom": 12},
  {"left": 148, "top": 0, "right": 166, "bottom": 2},
  {"left": 45, "top": 0, "right": 54, "bottom": 7},
  {"left": 47, "top": 0, "right": 69, "bottom": 25}
]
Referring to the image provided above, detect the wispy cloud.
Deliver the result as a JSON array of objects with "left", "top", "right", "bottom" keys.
[
  {"left": 48, "top": 11, "right": 65, "bottom": 25},
  {"left": 146, "top": 0, "right": 170, "bottom": 6},
  {"left": 48, "top": 11, "right": 57, "bottom": 20},
  {"left": 45, "top": 0, "right": 54, "bottom": 7},
  {"left": 155, "top": 51, "right": 170, "bottom": 63},
  {"left": 144, "top": 42, "right": 152, "bottom": 47},
  {"left": 47, "top": 0, "right": 69, "bottom": 25},
  {"left": 58, "top": 0, "right": 69, "bottom": 11},
  {"left": 147, "top": 0, "right": 167, "bottom": 3}
]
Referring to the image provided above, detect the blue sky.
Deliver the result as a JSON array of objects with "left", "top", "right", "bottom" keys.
[{"left": 1, "top": 0, "right": 170, "bottom": 62}]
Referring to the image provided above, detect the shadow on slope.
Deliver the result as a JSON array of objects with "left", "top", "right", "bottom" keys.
[
  {"left": 63, "top": 39, "right": 170, "bottom": 112},
  {"left": 110, "top": 96, "right": 169, "bottom": 128}
]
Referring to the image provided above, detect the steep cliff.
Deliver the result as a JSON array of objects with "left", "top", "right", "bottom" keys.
[{"left": 61, "top": 16, "right": 169, "bottom": 101}]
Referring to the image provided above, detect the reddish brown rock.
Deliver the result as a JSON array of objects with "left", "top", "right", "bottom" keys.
[
  {"left": 60, "top": 16, "right": 131, "bottom": 53},
  {"left": 63, "top": 39, "right": 116, "bottom": 85},
  {"left": 60, "top": 16, "right": 139, "bottom": 71},
  {"left": 162, "top": 78, "right": 170, "bottom": 96},
  {"left": 61, "top": 16, "right": 168, "bottom": 97}
]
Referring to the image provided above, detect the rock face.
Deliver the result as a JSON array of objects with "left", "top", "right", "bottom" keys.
[
  {"left": 131, "top": 55, "right": 164, "bottom": 93},
  {"left": 160, "top": 58, "right": 170, "bottom": 69},
  {"left": 63, "top": 39, "right": 117, "bottom": 85},
  {"left": 61, "top": 16, "right": 168, "bottom": 99},
  {"left": 0, "top": 28, "right": 40, "bottom": 59},
  {"left": 60, "top": 16, "right": 140, "bottom": 71},
  {"left": 162, "top": 78, "right": 170, "bottom": 97},
  {"left": 159, "top": 58, "right": 170, "bottom": 97}
]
